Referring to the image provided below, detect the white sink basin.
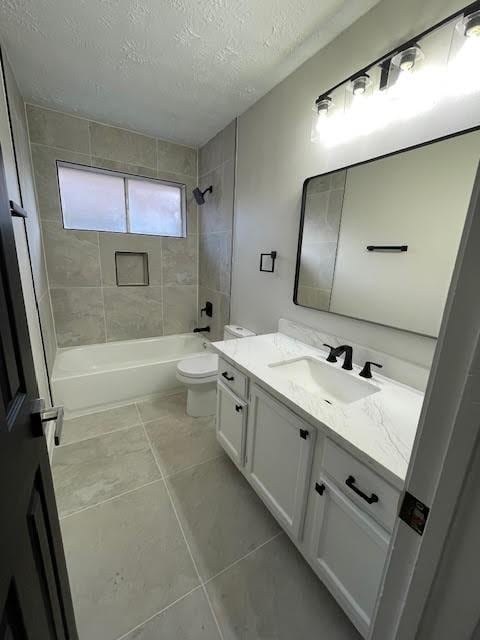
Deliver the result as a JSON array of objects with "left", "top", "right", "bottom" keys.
[{"left": 268, "top": 356, "right": 380, "bottom": 405}]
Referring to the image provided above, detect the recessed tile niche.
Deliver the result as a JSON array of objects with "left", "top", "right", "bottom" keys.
[{"left": 115, "top": 251, "right": 149, "bottom": 286}]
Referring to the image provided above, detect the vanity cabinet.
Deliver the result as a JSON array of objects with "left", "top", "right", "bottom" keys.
[
  {"left": 216, "top": 381, "right": 248, "bottom": 466},
  {"left": 310, "top": 477, "right": 390, "bottom": 635},
  {"left": 215, "top": 363, "right": 399, "bottom": 638},
  {"left": 246, "top": 384, "right": 315, "bottom": 540}
]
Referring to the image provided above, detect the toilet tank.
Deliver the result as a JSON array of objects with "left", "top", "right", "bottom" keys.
[{"left": 223, "top": 325, "right": 256, "bottom": 340}]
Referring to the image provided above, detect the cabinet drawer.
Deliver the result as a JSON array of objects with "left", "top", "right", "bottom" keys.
[
  {"left": 323, "top": 439, "right": 400, "bottom": 532},
  {"left": 218, "top": 357, "right": 248, "bottom": 400}
]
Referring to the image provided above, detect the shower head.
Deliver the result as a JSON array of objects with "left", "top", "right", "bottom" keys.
[{"left": 192, "top": 185, "right": 213, "bottom": 205}]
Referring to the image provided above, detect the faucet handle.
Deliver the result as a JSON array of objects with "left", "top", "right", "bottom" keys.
[
  {"left": 323, "top": 344, "right": 338, "bottom": 363},
  {"left": 359, "top": 361, "right": 383, "bottom": 379}
]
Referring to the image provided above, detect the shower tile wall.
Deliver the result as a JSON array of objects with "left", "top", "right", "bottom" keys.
[
  {"left": 27, "top": 105, "right": 198, "bottom": 347},
  {"left": 198, "top": 120, "right": 236, "bottom": 341}
]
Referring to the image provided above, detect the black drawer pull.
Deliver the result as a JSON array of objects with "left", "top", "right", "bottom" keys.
[
  {"left": 235, "top": 404, "right": 242, "bottom": 413},
  {"left": 222, "top": 372, "right": 235, "bottom": 382},
  {"left": 345, "top": 475, "right": 379, "bottom": 505}
]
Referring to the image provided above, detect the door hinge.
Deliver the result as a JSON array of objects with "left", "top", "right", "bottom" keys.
[
  {"left": 299, "top": 429, "right": 309, "bottom": 439},
  {"left": 399, "top": 491, "right": 430, "bottom": 536}
]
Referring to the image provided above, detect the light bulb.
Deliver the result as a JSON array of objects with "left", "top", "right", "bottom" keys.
[
  {"left": 351, "top": 74, "right": 371, "bottom": 96},
  {"left": 392, "top": 45, "right": 423, "bottom": 73},
  {"left": 464, "top": 11, "right": 480, "bottom": 37}
]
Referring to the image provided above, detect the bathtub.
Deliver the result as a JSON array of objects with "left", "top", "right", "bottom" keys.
[{"left": 52, "top": 333, "right": 208, "bottom": 416}]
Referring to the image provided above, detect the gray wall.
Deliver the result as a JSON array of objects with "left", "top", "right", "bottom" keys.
[
  {"left": 198, "top": 120, "right": 236, "bottom": 341},
  {"left": 231, "top": 0, "right": 469, "bottom": 370},
  {"left": 27, "top": 105, "right": 198, "bottom": 347}
]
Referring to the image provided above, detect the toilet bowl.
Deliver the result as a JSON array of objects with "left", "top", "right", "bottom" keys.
[
  {"left": 176, "top": 353, "right": 218, "bottom": 417},
  {"left": 177, "top": 325, "right": 255, "bottom": 417}
]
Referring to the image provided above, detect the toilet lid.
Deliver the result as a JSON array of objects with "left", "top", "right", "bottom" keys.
[{"left": 177, "top": 353, "right": 218, "bottom": 379}]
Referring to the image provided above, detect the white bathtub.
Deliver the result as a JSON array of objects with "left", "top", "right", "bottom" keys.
[{"left": 52, "top": 333, "right": 207, "bottom": 416}]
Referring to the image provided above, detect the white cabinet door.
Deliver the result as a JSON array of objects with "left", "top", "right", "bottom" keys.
[
  {"left": 246, "top": 384, "right": 316, "bottom": 540},
  {"left": 310, "top": 477, "right": 390, "bottom": 637},
  {"left": 216, "top": 381, "right": 248, "bottom": 466}
]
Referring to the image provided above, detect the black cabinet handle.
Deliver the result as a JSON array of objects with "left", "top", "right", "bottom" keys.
[
  {"left": 235, "top": 404, "right": 242, "bottom": 413},
  {"left": 315, "top": 482, "right": 326, "bottom": 496},
  {"left": 366, "top": 245, "right": 408, "bottom": 252},
  {"left": 345, "top": 475, "right": 379, "bottom": 505},
  {"left": 222, "top": 372, "right": 234, "bottom": 382}
]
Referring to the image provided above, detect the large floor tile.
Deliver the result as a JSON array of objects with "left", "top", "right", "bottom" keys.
[
  {"left": 53, "top": 425, "right": 160, "bottom": 516},
  {"left": 122, "top": 587, "right": 220, "bottom": 640},
  {"left": 61, "top": 482, "right": 199, "bottom": 640},
  {"left": 145, "top": 414, "right": 223, "bottom": 476},
  {"left": 136, "top": 392, "right": 187, "bottom": 423},
  {"left": 167, "top": 456, "right": 280, "bottom": 581},
  {"left": 61, "top": 404, "right": 140, "bottom": 445},
  {"left": 206, "top": 534, "right": 360, "bottom": 640}
]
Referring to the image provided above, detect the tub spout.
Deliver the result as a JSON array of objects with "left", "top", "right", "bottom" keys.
[{"left": 193, "top": 326, "right": 210, "bottom": 333}]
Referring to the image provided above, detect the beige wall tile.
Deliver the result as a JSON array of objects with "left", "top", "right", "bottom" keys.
[
  {"left": 91, "top": 156, "right": 157, "bottom": 178},
  {"left": 164, "top": 285, "right": 197, "bottom": 335},
  {"left": 43, "top": 221, "right": 101, "bottom": 287},
  {"left": 99, "top": 232, "right": 162, "bottom": 286},
  {"left": 162, "top": 235, "right": 197, "bottom": 285},
  {"left": 199, "top": 232, "right": 232, "bottom": 294},
  {"left": 104, "top": 286, "right": 163, "bottom": 341},
  {"left": 51, "top": 287, "right": 105, "bottom": 347},
  {"left": 26, "top": 105, "right": 90, "bottom": 153},
  {"left": 89, "top": 122, "right": 156, "bottom": 168},
  {"left": 31, "top": 144, "right": 91, "bottom": 222},
  {"left": 198, "top": 164, "right": 234, "bottom": 235},
  {"left": 198, "top": 119, "right": 236, "bottom": 177},
  {"left": 157, "top": 139, "right": 197, "bottom": 177}
]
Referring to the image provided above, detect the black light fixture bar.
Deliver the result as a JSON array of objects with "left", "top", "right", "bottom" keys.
[{"left": 314, "top": 0, "right": 480, "bottom": 105}]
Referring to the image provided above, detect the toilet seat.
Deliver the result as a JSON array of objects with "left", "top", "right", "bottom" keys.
[{"left": 177, "top": 353, "right": 218, "bottom": 380}]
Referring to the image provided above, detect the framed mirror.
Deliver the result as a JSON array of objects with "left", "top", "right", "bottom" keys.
[{"left": 294, "top": 129, "right": 480, "bottom": 337}]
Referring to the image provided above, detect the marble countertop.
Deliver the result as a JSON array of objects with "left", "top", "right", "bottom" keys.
[{"left": 211, "top": 332, "right": 424, "bottom": 488}]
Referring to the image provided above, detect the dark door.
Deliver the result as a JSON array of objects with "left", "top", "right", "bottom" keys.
[{"left": 0, "top": 148, "right": 77, "bottom": 639}]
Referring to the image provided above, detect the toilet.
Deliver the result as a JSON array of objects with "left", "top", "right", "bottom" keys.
[{"left": 177, "top": 325, "right": 255, "bottom": 417}]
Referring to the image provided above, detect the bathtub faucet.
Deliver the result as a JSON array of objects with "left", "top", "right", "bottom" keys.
[{"left": 193, "top": 326, "right": 210, "bottom": 333}]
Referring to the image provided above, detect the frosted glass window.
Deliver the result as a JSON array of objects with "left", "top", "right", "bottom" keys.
[
  {"left": 57, "top": 163, "right": 185, "bottom": 237},
  {"left": 128, "top": 178, "right": 183, "bottom": 236},
  {"left": 58, "top": 165, "right": 126, "bottom": 232}
]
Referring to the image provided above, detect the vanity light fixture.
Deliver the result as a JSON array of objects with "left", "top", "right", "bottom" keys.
[
  {"left": 311, "top": 1, "right": 480, "bottom": 147},
  {"left": 463, "top": 8, "right": 480, "bottom": 36},
  {"left": 315, "top": 95, "right": 332, "bottom": 118},
  {"left": 312, "top": 95, "right": 333, "bottom": 139},
  {"left": 350, "top": 74, "right": 371, "bottom": 95},
  {"left": 391, "top": 44, "right": 424, "bottom": 72}
]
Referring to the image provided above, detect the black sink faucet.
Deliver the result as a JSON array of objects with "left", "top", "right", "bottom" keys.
[
  {"left": 323, "top": 344, "right": 354, "bottom": 371},
  {"left": 193, "top": 326, "right": 210, "bottom": 333},
  {"left": 359, "top": 361, "right": 383, "bottom": 379}
]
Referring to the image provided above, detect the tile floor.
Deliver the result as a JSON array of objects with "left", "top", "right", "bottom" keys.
[{"left": 53, "top": 392, "right": 360, "bottom": 640}]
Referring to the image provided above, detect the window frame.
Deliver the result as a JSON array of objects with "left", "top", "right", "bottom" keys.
[{"left": 56, "top": 160, "right": 187, "bottom": 238}]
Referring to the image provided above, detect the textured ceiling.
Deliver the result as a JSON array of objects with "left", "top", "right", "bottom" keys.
[{"left": 0, "top": 0, "right": 380, "bottom": 146}]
